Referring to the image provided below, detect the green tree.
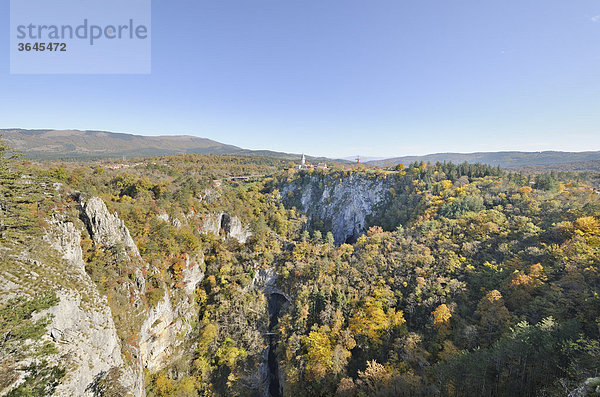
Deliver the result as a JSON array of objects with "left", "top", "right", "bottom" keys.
[
  {"left": 325, "top": 231, "right": 335, "bottom": 247},
  {"left": 312, "top": 230, "right": 322, "bottom": 243}
]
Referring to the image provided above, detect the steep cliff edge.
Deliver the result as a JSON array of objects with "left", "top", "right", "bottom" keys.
[
  {"left": 77, "top": 195, "right": 203, "bottom": 376},
  {"left": 1, "top": 190, "right": 209, "bottom": 396},
  {"left": 43, "top": 218, "right": 140, "bottom": 396},
  {"left": 280, "top": 172, "right": 397, "bottom": 244},
  {"left": 80, "top": 196, "right": 140, "bottom": 258},
  {"left": 0, "top": 212, "right": 139, "bottom": 396}
]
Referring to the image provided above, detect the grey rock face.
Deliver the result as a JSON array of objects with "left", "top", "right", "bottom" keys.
[
  {"left": 4, "top": 194, "right": 205, "bottom": 396},
  {"left": 139, "top": 291, "right": 176, "bottom": 372},
  {"left": 200, "top": 212, "right": 252, "bottom": 243},
  {"left": 139, "top": 288, "right": 197, "bottom": 372},
  {"left": 80, "top": 196, "right": 140, "bottom": 258},
  {"left": 200, "top": 213, "right": 221, "bottom": 235},
  {"left": 79, "top": 197, "right": 196, "bottom": 376},
  {"left": 139, "top": 256, "right": 200, "bottom": 372},
  {"left": 45, "top": 218, "right": 84, "bottom": 266},
  {"left": 251, "top": 268, "right": 289, "bottom": 301},
  {"left": 281, "top": 173, "right": 393, "bottom": 244},
  {"left": 156, "top": 213, "right": 182, "bottom": 229},
  {"left": 42, "top": 218, "right": 140, "bottom": 397},
  {"left": 182, "top": 254, "right": 204, "bottom": 295},
  {"left": 43, "top": 292, "right": 136, "bottom": 397},
  {"left": 222, "top": 213, "right": 251, "bottom": 243}
]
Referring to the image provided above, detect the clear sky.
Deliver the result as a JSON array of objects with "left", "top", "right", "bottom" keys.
[{"left": 1, "top": 0, "right": 599, "bottom": 158}]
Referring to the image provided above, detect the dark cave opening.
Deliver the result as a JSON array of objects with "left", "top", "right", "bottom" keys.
[{"left": 344, "top": 233, "right": 358, "bottom": 245}]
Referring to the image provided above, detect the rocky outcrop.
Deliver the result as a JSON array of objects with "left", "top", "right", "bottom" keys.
[
  {"left": 159, "top": 210, "right": 249, "bottom": 242},
  {"left": 252, "top": 268, "right": 289, "bottom": 302},
  {"left": 182, "top": 254, "right": 204, "bottom": 295},
  {"left": 77, "top": 196, "right": 199, "bottom": 376},
  {"left": 79, "top": 196, "right": 140, "bottom": 258},
  {"left": 281, "top": 173, "right": 393, "bottom": 244},
  {"left": 2, "top": 193, "right": 227, "bottom": 395},
  {"left": 139, "top": 286, "right": 199, "bottom": 371},
  {"left": 42, "top": 218, "right": 140, "bottom": 397},
  {"left": 156, "top": 213, "right": 182, "bottom": 229},
  {"left": 2, "top": 187, "right": 223, "bottom": 396},
  {"left": 79, "top": 195, "right": 147, "bottom": 305},
  {"left": 138, "top": 255, "right": 202, "bottom": 372},
  {"left": 200, "top": 212, "right": 252, "bottom": 243},
  {"left": 139, "top": 291, "right": 177, "bottom": 372}
]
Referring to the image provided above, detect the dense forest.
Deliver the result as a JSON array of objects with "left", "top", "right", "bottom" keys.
[{"left": 1, "top": 139, "right": 599, "bottom": 396}]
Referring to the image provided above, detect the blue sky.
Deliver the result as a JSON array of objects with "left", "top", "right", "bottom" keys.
[{"left": 1, "top": 0, "right": 599, "bottom": 158}]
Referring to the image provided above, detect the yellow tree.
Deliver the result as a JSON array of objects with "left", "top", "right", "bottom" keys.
[
  {"left": 349, "top": 298, "right": 405, "bottom": 340},
  {"left": 575, "top": 216, "right": 600, "bottom": 235},
  {"left": 432, "top": 304, "right": 452, "bottom": 336},
  {"left": 303, "top": 330, "right": 333, "bottom": 380}
]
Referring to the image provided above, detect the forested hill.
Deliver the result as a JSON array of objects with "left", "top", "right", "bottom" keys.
[
  {"left": 0, "top": 129, "right": 334, "bottom": 163},
  {"left": 368, "top": 150, "right": 600, "bottom": 169}
]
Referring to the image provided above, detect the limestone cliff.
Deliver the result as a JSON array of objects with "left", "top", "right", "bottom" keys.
[
  {"left": 139, "top": 256, "right": 201, "bottom": 373},
  {"left": 3, "top": 187, "right": 275, "bottom": 396},
  {"left": 0, "top": 215, "right": 140, "bottom": 396},
  {"left": 281, "top": 172, "right": 395, "bottom": 244},
  {"left": 0, "top": 192, "right": 208, "bottom": 396},
  {"left": 77, "top": 196, "right": 203, "bottom": 385},
  {"left": 80, "top": 196, "right": 140, "bottom": 258},
  {"left": 157, "top": 209, "right": 251, "bottom": 244},
  {"left": 199, "top": 212, "right": 252, "bottom": 243}
]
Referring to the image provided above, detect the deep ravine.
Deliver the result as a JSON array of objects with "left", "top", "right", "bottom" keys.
[{"left": 266, "top": 293, "right": 287, "bottom": 397}]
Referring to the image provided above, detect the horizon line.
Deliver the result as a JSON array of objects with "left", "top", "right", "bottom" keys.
[{"left": 2, "top": 127, "right": 599, "bottom": 160}]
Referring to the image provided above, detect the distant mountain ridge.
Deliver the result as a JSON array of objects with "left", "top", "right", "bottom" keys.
[
  {"left": 2, "top": 129, "right": 240, "bottom": 159},
  {"left": 0, "top": 129, "right": 331, "bottom": 162},
  {"left": 368, "top": 151, "right": 600, "bottom": 168},
  {"left": 3, "top": 129, "right": 599, "bottom": 169}
]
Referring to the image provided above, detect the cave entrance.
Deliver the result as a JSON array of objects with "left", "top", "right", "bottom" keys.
[
  {"left": 343, "top": 227, "right": 363, "bottom": 245},
  {"left": 220, "top": 213, "right": 230, "bottom": 235},
  {"left": 344, "top": 234, "right": 358, "bottom": 244}
]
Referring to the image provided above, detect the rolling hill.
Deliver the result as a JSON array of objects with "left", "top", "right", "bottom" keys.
[
  {"left": 1, "top": 129, "right": 242, "bottom": 159},
  {"left": 0, "top": 129, "right": 332, "bottom": 162},
  {"left": 368, "top": 151, "right": 600, "bottom": 169}
]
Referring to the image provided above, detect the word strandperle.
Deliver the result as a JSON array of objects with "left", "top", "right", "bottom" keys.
[{"left": 16, "top": 19, "right": 148, "bottom": 45}]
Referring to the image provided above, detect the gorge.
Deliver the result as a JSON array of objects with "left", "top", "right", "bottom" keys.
[{"left": 1, "top": 158, "right": 599, "bottom": 397}]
